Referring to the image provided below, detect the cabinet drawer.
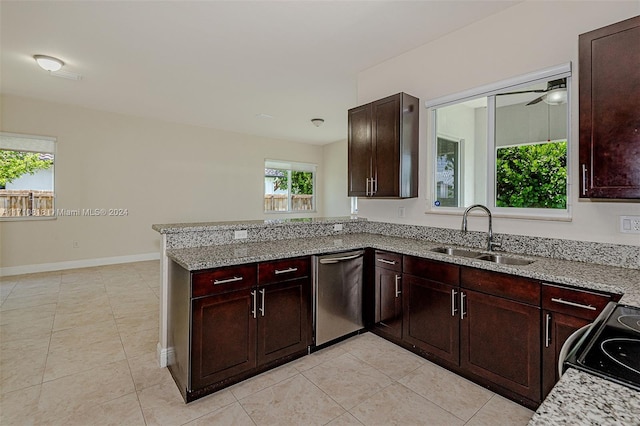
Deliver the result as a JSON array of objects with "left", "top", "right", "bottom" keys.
[
  {"left": 461, "top": 267, "right": 540, "bottom": 306},
  {"left": 374, "top": 251, "right": 402, "bottom": 272},
  {"left": 403, "top": 256, "right": 459, "bottom": 285},
  {"left": 542, "top": 284, "right": 612, "bottom": 320},
  {"left": 192, "top": 264, "right": 256, "bottom": 298},
  {"left": 258, "top": 257, "right": 310, "bottom": 285}
]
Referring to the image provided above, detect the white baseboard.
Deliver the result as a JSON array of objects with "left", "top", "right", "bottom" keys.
[
  {"left": 0, "top": 252, "right": 160, "bottom": 277},
  {"left": 157, "top": 342, "right": 173, "bottom": 368}
]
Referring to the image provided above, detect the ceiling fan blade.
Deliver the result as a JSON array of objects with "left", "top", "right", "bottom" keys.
[
  {"left": 497, "top": 89, "right": 546, "bottom": 96},
  {"left": 526, "top": 95, "right": 545, "bottom": 106}
]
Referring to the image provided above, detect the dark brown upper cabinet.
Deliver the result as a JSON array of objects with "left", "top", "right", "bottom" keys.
[
  {"left": 348, "top": 92, "right": 419, "bottom": 198},
  {"left": 579, "top": 16, "right": 640, "bottom": 199}
]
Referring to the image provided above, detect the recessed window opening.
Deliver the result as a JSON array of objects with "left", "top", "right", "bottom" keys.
[
  {"left": 1, "top": 132, "right": 56, "bottom": 220},
  {"left": 426, "top": 64, "right": 571, "bottom": 219},
  {"left": 264, "top": 159, "right": 316, "bottom": 213}
]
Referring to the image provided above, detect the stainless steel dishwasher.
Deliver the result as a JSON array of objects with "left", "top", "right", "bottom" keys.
[{"left": 313, "top": 250, "right": 365, "bottom": 346}]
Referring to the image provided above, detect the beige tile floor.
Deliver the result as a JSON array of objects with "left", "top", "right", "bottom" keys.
[{"left": 0, "top": 261, "right": 534, "bottom": 425}]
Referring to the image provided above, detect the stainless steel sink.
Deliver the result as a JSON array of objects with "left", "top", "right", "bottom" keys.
[
  {"left": 431, "top": 247, "right": 535, "bottom": 265},
  {"left": 431, "top": 247, "right": 483, "bottom": 258},
  {"left": 474, "top": 254, "right": 534, "bottom": 265}
]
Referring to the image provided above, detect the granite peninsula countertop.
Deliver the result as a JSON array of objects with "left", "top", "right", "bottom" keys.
[{"left": 166, "top": 233, "right": 639, "bottom": 305}]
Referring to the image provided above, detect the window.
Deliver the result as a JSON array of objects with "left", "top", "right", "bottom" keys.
[
  {"left": 1, "top": 132, "right": 56, "bottom": 219},
  {"left": 427, "top": 64, "right": 571, "bottom": 219},
  {"left": 264, "top": 160, "right": 316, "bottom": 213},
  {"left": 436, "top": 136, "right": 461, "bottom": 207}
]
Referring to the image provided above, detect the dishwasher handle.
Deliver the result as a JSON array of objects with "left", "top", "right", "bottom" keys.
[{"left": 318, "top": 253, "right": 364, "bottom": 264}]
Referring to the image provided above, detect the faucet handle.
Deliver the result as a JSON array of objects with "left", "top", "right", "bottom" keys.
[{"left": 490, "top": 238, "right": 503, "bottom": 251}]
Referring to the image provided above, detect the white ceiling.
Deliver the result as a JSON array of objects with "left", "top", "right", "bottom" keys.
[{"left": 1, "top": 1, "right": 520, "bottom": 145}]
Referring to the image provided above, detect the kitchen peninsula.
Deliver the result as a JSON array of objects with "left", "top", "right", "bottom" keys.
[{"left": 153, "top": 217, "right": 640, "bottom": 420}]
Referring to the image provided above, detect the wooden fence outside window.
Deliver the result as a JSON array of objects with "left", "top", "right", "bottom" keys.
[
  {"left": 0, "top": 190, "right": 54, "bottom": 217},
  {"left": 264, "top": 194, "right": 313, "bottom": 212}
]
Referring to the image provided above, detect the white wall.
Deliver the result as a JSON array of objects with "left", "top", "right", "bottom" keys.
[
  {"left": 356, "top": 1, "right": 640, "bottom": 246},
  {"left": 0, "top": 95, "right": 327, "bottom": 270},
  {"left": 322, "top": 139, "right": 351, "bottom": 217},
  {"left": 436, "top": 103, "right": 477, "bottom": 205}
]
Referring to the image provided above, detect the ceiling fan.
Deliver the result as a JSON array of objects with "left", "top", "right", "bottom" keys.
[{"left": 497, "top": 78, "right": 567, "bottom": 106}]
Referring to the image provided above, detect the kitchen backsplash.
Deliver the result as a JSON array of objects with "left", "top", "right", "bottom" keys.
[{"left": 153, "top": 217, "right": 639, "bottom": 270}]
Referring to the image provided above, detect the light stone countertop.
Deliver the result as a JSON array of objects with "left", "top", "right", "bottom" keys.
[
  {"left": 153, "top": 216, "right": 363, "bottom": 234},
  {"left": 528, "top": 369, "right": 640, "bottom": 426},
  {"left": 166, "top": 233, "right": 639, "bottom": 305}
]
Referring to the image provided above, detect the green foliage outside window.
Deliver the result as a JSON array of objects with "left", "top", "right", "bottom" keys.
[
  {"left": 496, "top": 141, "right": 566, "bottom": 209},
  {"left": 274, "top": 171, "right": 313, "bottom": 195},
  {"left": 0, "top": 150, "right": 53, "bottom": 187}
]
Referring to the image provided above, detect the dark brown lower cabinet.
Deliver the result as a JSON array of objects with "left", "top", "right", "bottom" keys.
[
  {"left": 374, "top": 267, "right": 403, "bottom": 338},
  {"left": 460, "top": 289, "right": 541, "bottom": 403},
  {"left": 540, "top": 283, "right": 616, "bottom": 399},
  {"left": 541, "top": 311, "right": 589, "bottom": 398},
  {"left": 257, "top": 278, "right": 310, "bottom": 365},
  {"left": 373, "top": 250, "right": 403, "bottom": 339},
  {"left": 399, "top": 258, "right": 542, "bottom": 407},
  {"left": 403, "top": 275, "right": 459, "bottom": 366},
  {"left": 191, "top": 279, "right": 310, "bottom": 393},
  {"left": 191, "top": 288, "right": 257, "bottom": 390},
  {"left": 168, "top": 258, "right": 311, "bottom": 403}
]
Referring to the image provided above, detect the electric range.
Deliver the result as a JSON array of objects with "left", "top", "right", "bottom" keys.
[{"left": 565, "top": 302, "right": 640, "bottom": 391}]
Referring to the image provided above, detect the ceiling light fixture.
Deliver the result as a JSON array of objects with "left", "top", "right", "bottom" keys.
[
  {"left": 311, "top": 118, "right": 324, "bottom": 127},
  {"left": 542, "top": 79, "right": 567, "bottom": 105},
  {"left": 543, "top": 88, "right": 567, "bottom": 105},
  {"left": 34, "top": 55, "right": 64, "bottom": 72}
]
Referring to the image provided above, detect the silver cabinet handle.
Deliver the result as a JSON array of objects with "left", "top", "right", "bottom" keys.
[
  {"left": 394, "top": 275, "right": 401, "bottom": 298},
  {"left": 460, "top": 292, "right": 467, "bottom": 319},
  {"left": 581, "top": 164, "right": 587, "bottom": 196},
  {"left": 275, "top": 267, "right": 298, "bottom": 275},
  {"left": 319, "top": 253, "right": 364, "bottom": 264},
  {"left": 545, "top": 313, "right": 552, "bottom": 348},
  {"left": 259, "top": 289, "right": 265, "bottom": 316},
  {"left": 551, "top": 298, "right": 596, "bottom": 311},
  {"left": 251, "top": 290, "right": 257, "bottom": 319},
  {"left": 451, "top": 289, "right": 458, "bottom": 317},
  {"left": 213, "top": 276, "right": 243, "bottom": 285},
  {"left": 366, "top": 177, "right": 377, "bottom": 196},
  {"left": 377, "top": 259, "right": 396, "bottom": 265}
]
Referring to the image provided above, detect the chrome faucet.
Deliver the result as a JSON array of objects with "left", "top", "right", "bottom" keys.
[{"left": 461, "top": 204, "right": 501, "bottom": 252}]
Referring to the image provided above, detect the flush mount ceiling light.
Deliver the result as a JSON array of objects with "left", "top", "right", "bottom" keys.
[
  {"left": 33, "top": 55, "right": 64, "bottom": 72},
  {"left": 311, "top": 118, "right": 325, "bottom": 127}
]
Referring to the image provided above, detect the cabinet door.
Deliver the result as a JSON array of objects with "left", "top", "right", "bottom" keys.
[
  {"left": 371, "top": 94, "right": 401, "bottom": 197},
  {"left": 460, "top": 289, "right": 541, "bottom": 403},
  {"left": 191, "top": 289, "right": 256, "bottom": 390},
  {"left": 579, "top": 16, "right": 640, "bottom": 198},
  {"left": 348, "top": 103, "right": 372, "bottom": 196},
  {"left": 541, "top": 311, "right": 589, "bottom": 399},
  {"left": 257, "top": 278, "right": 311, "bottom": 365},
  {"left": 403, "top": 275, "right": 459, "bottom": 365},
  {"left": 374, "top": 267, "right": 402, "bottom": 339}
]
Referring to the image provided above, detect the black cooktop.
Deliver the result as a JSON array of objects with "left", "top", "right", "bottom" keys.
[{"left": 566, "top": 303, "right": 640, "bottom": 391}]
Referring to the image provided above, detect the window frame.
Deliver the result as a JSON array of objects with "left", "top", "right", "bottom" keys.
[
  {"left": 0, "top": 132, "right": 57, "bottom": 221},
  {"left": 264, "top": 159, "right": 317, "bottom": 214},
  {"left": 425, "top": 63, "right": 572, "bottom": 220}
]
